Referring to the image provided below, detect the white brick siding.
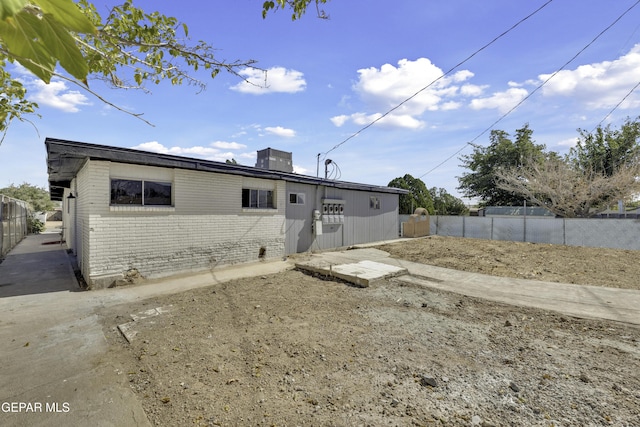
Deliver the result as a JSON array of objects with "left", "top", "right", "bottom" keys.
[
  {"left": 76, "top": 160, "right": 286, "bottom": 286},
  {"left": 88, "top": 214, "right": 285, "bottom": 279}
]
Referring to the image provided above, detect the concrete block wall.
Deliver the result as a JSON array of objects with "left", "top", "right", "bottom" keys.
[
  {"left": 75, "top": 160, "right": 286, "bottom": 287},
  {"left": 87, "top": 214, "right": 285, "bottom": 282},
  {"left": 78, "top": 160, "right": 110, "bottom": 282}
]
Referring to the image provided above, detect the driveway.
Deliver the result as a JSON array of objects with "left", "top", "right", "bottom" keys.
[{"left": 0, "top": 230, "right": 290, "bottom": 426}]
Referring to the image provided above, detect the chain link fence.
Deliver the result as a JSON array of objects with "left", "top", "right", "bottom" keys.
[{"left": 1, "top": 194, "right": 29, "bottom": 257}]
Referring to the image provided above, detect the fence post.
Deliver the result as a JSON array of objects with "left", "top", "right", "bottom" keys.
[
  {"left": 491, "top": 217, "right": 494, "bottom": 240},
  {"left": 523, "top": 201, "right": 527, "bottom": 243},
  {"left": 462, "top": 216, "right": 466, "bottom": 238}
]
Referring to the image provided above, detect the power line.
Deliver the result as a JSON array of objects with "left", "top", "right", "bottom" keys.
[
  {"left": 418, "top": 0, "right": 640, "bottom": 180},
  {"left": 595, "top": 80, "right": 640, "bottom": 129},
  {"left": 320, "top": 0, "right": 555, "bottom": 160}
]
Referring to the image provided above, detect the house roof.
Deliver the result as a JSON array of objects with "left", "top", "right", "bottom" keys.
[{"left": 45, "top": 138, "right": 409, "bottom": 201}]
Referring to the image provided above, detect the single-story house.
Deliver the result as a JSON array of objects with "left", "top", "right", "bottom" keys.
[{"left": 45, "top": 138, "right": 408, "bottom": 288}]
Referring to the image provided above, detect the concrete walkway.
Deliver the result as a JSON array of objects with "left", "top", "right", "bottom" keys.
[
  {"left": 2, "top": 232, "right": 638, "bottom": 425},
  {"left": 296, "top": 247, "right": 640, "bottom": 326}
]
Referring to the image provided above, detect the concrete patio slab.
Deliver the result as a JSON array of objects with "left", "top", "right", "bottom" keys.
[{"left": 296, "top": 259, "right": 408, "bottom": 287}]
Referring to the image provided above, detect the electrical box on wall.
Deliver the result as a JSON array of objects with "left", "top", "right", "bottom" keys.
[
  {"left": 312, "top": 209, "right": 323, "bottom": 236},
  {"left": 321, "top": 199, "right": 345, "bottom": 224}
]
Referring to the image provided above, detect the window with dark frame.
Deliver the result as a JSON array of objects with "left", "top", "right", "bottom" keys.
[
  {"left": 242, "top": 188, "right": 275, "bottom": 209},
  {"left": 110, "top": 179, "right": 172, "bottom": 206},
  {"left": 289, "top": 193, "right": 305, "bottom": 205},
  {"left": 144, "top": 181, "right": 172, "bottom": 205}
]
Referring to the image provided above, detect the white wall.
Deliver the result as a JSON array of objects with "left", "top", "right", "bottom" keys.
[{"left": 77, "top": 160, "right": 286, "bottom": 287}]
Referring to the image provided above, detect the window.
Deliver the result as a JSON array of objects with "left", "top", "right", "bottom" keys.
[
  {"left": 144, "top": 181, "right": 172, "bottom": 205},
  {"left": 242, "top": 189, "right": 275, "bottom": 209},
  {"left": 111, "top": 179, "right": 172, "bottom": 206},
  {"left": 370, "top": 196, "right": 381, "bottom": 210},
  {"left": 289, "top": 193, "right": 305, "bottom": 205}
]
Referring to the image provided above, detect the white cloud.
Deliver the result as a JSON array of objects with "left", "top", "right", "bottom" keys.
[
  {"left": 330, "top": 115, "right": 349, "bottom": 127},
  {"left": 441, "top": 101, "right": 461, "bottom": 111},
  {"left": 354, "top": 58, "right": 472, "bottom": 113},
  {"left": 460, "top": 84, "right": 487, "bottom": 97},
  {"left": 131, "top": 141, "right": 248, "bottom": 162},
  {"left": 539, "top": 43, "right": 640, "bottom": 109},
  {"left": 230, "top": 66, "right": 306, "bottom": 95},
  {"left": 264, "top": 126, "right": 296, "bottom": 138},
  {"left": 211, "top": 141, "right": 247, "bottom": 150},
  {"left": 293, "top": 164, "right": 308, "bottom": 175},
  {"left": 29, "top": 79, "right": 91, "bottom": 112},
  {"left": 334, "top": 57, "right": 476, "bottom": 129},
  {"left": 469, "top": 87, "right": 529, "bottom": 114},
  {"left": 132, "top": 141, "right": 168, "bottom": 153},
  {"left": 238, "top": 151, "right": 257, "bottom": 160},
  {"left": 556, "top": 137, "right": 579, "bottom": 148},
  {"left": 331, "top": 112, "right": 424, "bottom": 130}
]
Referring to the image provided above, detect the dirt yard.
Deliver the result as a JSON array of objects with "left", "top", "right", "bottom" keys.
[{"left": 101, "top": 237, "right": 640, "bottom": 426}]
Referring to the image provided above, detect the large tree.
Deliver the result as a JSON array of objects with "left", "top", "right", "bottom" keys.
[
  {"left": 568, "top": 117, "right": 640, "bottom": 177},
  {"left": 495, "top": 118, "right": 640, "bottom": 218},
  {"left": 0, "top": 0, "right": 325, "bottom": 140},
  {"left": 0, "top": 183, "right": 55, "bottom": 211},
  {"left": 429, "top": 187, "right": 469, "bottom": 215},
  {"left": 388, "top": 174, "right": 434, "bottom": 214},
  {"left": 495, "top": 155, "right": 640, "bottom": 218},
  {"left": 457, "top": 124, "right": 552, "bottom": 207}
]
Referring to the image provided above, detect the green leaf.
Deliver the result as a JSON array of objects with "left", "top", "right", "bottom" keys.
[
  {"left": 0, "top": 0, "right": 27, "bottom": 20},
  {"left": 0, "top": 12, "right": 55, "bottom": 82},
  {"left": 34, "top": 0, "right": 96, "bottom": 34},
  {"left": 38, "top": 14, "right": 89, "bottom": 81}
]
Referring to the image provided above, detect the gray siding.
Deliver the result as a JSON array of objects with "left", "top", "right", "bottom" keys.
[{"left": 285, "top": 183, "right": 400, "bottom": 254}]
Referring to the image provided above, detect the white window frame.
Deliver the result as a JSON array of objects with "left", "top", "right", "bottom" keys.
[{"left": 242, "top": 188, "right": 276, "bottom": 209}]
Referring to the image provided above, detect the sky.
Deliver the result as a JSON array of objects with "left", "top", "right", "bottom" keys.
[{"left": 1, "top": 0, "right": 640, "bottom": 202}]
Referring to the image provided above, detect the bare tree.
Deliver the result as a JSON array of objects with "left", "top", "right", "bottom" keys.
[{"left": 495, "top": 156, "right": 640, "bottom": 218}]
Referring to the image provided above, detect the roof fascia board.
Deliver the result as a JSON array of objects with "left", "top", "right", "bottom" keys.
[{"left": 45, "top": 138, "right": 409, "bottom": 195}]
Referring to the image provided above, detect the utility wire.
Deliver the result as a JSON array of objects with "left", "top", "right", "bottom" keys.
[
  {"left": 595, "top": 80, "right": 640, "bottom": 129},
  {"left": 418, "top": 0, "right": 640, "bottom": 180},
  {"left": 319, "top": 0, "right": 555, "bottom": 160}
]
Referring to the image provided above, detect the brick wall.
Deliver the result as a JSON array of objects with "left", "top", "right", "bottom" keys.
[
  {"left": 78, "top": 160, "right": 286, "bottom": 287},
  {"left": 88, "top": 214, "right": 285, "bottom": 280}
]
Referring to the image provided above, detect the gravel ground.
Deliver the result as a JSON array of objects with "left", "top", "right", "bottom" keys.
[{"left": 100, "top": 237, "right": 640, "bottom": 426}]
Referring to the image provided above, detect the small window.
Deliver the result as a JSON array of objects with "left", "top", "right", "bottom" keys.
[
  {"left": 370, "top": 196, "right": 381, "bottom": 210},
  {"left": 289, "top": 193, "right": 305, "bottom": 205},
  {"left": 242, "top": 188, "right": 275, "bottom": 209},
  {"left": 111, "top": 179, "right": 172, "bottom": 206}
]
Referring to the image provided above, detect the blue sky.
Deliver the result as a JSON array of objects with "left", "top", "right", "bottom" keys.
[{"left": 2, "top": 0, "right": 640, "bottom": 201}]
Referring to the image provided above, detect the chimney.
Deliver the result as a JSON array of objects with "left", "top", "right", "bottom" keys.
[{"left": 255, "top": 147, "right": 293, "bottom": 173}]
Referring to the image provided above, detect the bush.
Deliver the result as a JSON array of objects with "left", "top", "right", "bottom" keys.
[{"left": 28, "top": 217, "right": 45, "bottom": 234}]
